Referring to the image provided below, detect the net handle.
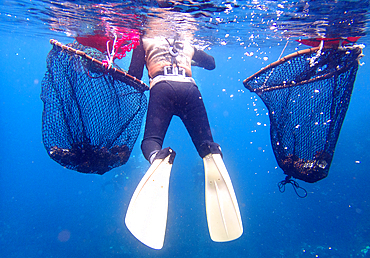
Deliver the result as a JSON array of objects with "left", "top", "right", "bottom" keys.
[{"left": 49, "top": 39, "right": 149, "bottom": 92}]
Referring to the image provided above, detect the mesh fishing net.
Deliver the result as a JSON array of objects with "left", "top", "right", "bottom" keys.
[
  {"left": 244, "top": 45, "right": 363, "bottom": 183},
  {"left": 41, "top": 40, "right": 149, "bottom": 175}
]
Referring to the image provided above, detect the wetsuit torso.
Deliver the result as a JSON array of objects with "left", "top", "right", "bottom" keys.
[{"left": 129, "top": 36, "right": 215, "bottom": 81}]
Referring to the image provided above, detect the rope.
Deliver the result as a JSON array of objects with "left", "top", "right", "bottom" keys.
[
  {"left": 277, "top": 176, "right": 308, "bottom": 198},
  {"left": 103, "top": 31, "right": 140, "bottom": 69},
  {"left": 165, "top": 36, "right": 180, "bottom": 67}
]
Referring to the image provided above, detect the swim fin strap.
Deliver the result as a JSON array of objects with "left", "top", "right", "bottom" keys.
[{"left": 203, "top": 153, "right": 243, "bottom": 242}]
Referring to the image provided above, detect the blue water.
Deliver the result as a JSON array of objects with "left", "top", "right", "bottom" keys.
[{"left": 1, "top": 1, "right": 370, "bottom": 257}]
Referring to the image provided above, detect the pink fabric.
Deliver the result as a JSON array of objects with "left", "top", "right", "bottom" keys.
[{"left": 76, "top": 28, "right": 140, "bottom": 59}]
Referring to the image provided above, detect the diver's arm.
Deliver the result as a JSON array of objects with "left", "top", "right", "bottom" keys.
[
  {"left": 128, "top": 39, "right": 145, "bottom": 80},
  {"left": 192, "top": 48, "right": 216, "bottom": 70}
]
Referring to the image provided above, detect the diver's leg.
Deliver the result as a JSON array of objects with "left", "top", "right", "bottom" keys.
[
  {"left": 127, "top": 82, "right": 177, "bottom": 249},
  {"left": 178, "top": 82, "right": 243, "bottom": 242},
  {"left": 179, "top": 82, "right": 222, "bottom": 158},
  {"left": 141, "top": 81, "right": 175, "bottom": 162}
]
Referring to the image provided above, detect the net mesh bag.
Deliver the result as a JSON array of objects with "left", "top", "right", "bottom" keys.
[
  {"left": 41, "top": 40, "right": 149, "bottom": 175},
  {"left": 243, "top": 45, "right": 363, "bottom": 183}
]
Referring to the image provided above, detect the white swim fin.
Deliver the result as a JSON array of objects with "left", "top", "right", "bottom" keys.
[
  {"left": 203, "top": 153, "right": 243, "bottom": 242},
  {"left": 125, "top": 148, "right": 175, "bottom": 250}
]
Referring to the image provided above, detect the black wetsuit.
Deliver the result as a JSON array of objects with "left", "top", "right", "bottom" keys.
[{"left": 128, "top": 39, "right": 222, "bottom": 162}]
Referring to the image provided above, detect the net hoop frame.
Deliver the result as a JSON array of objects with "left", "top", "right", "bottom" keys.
[
  {"left": 49, "top": 39, "right": 149, "bottom": 92},
  {"left": 243, "top": 45, "right": 363, "bottom": 93}
]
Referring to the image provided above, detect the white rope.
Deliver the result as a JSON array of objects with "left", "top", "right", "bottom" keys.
[{"left": 105, "top": 34, "right": 118, "bottom": 69}]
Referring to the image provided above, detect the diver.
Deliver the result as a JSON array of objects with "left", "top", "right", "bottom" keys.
[
  {"left": 128, "top": 31, "right": 219, "bottom": 166},
  {"left": 124, "top": 10, "right": 243, "bottom": 250}
]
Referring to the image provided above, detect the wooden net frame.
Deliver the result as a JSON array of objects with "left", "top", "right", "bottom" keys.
[
  {"left": 243, "top": 45, "right": 362, "bottom": 93},
  {"left": 49, "top": 39, "right": 149, "bottom": 92}
]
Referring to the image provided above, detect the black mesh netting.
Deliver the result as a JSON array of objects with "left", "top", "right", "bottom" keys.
[
  {"left": 41, "top": 41, "right": 148, "bottom": 175},
  {"left": 244, "top": 46, "right": 362, "bottom": 183}
]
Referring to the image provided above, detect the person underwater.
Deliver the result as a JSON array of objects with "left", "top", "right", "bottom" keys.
[{"left": 124, "top": 10, "right": 243, "bottom": 249}]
